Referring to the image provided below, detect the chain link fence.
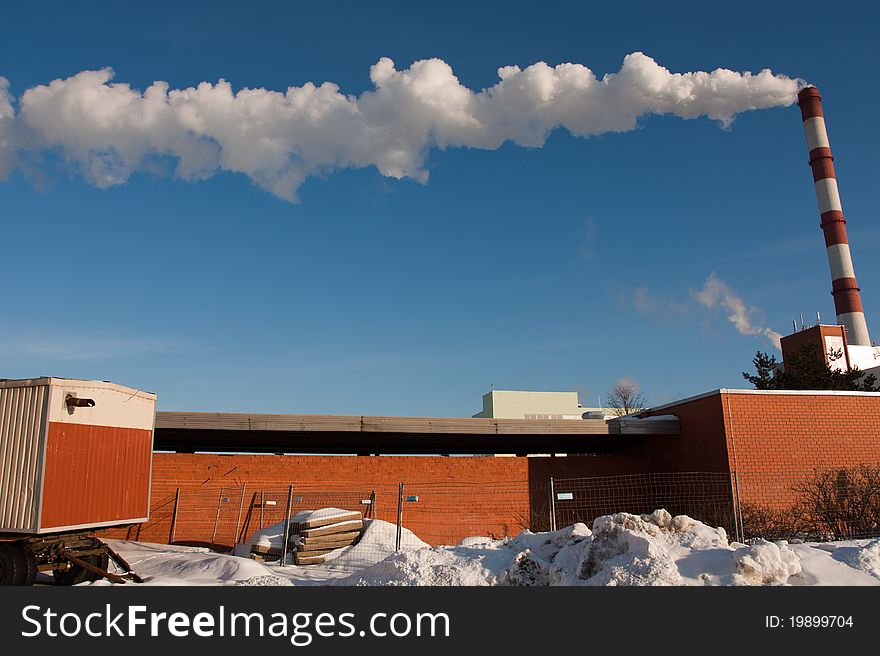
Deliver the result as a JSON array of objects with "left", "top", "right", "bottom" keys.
[
  {"left": 127, "top": 485, "right": 380, "bottom": 546},
  {"left": 124, "top": 480, "right": 542, "bottom": 555},
  {"left": 119, "top": 466, "right": 880, "bottom": 565},
  {"left": 396, "top": 480, "right": 535, "bottom": 546},
  {"left": 736, "top": 464, "right": 880, "bottom": 542},
  {"left": 548, "top": 472, "right": 738, "bottom": 538}
]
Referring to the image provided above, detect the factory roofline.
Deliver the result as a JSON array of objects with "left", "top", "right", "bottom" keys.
[
  {"left": 153, "top": 411, "right": 679, "bottom": 455},
  {"left": 642, "top": 387, "right": 880, "bottom": 414}
]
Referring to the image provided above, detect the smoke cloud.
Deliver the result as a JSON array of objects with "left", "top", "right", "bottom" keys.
[
  {"left": 0, "top": 53, "right": 802, "bottom": 201},
  {"left": 695, "top": 274, "right": 783, "bottom": 349}
]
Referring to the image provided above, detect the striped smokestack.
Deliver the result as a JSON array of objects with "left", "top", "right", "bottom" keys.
[{"left": 798, "top": 86, "right": 871, "bottom": 346}]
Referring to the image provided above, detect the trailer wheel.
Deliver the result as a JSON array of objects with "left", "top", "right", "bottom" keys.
[
  {"left": 15, "top": 545, "right": 37, "bottom": 586},
  {"left": 0, "top": 544, "right": 26, "bottom": 586},
  {"left": 53, "top": 553, "right": 110, "bottom": 586}
]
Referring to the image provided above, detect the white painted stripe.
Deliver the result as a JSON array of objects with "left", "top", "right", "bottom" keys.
[
  {"left": 815, "top": 178, "right": 842, "bottom": 214},
  {"left": 837, "top": 312, "right": 871, "bottom": 346},
  {"left": 826, "top": 243, "right": 856, "bottom": 280},
  {"left": 643, "top": 387, "right": 880, "bottom": 414},
  {"left": 803, "top": 116, "right": 830, "bottom": 151},
  {"left": 35, "top": 516, "right": 149, "bottom": 533},
  {"left": 46, "top": 382, "right": 156, "bottom": 430}
]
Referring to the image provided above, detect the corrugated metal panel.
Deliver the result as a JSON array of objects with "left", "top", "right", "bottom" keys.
[
  {"left": 156, "top": 412, "right": 613, "bottom": 435},
  {"left": 0, "top": 383, "right": 47, "bottom": 532},
  {"left": 249, "top": 414, "right": 362, "bottom": 432},
  {"left": 156, "top": 412, "right": 251, "bottom": 430},
  {"left": 39, "top": 423, "right": 153, "bottom": 531},
  {"left": 495, "top": 419, "right": 609, "bottom": 435}
]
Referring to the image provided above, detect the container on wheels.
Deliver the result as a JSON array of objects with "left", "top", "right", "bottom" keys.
[{"left": 0, "top": 377, "right": 156, "bottom": 585}]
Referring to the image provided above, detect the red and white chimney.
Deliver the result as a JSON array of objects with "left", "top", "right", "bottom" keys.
[{"left": 798, "top": 86, "right": 871, "bottom": 346}]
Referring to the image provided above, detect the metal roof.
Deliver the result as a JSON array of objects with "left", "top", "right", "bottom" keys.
[{"left": 153, "top": 412, "right": 679, "bottom": 455}]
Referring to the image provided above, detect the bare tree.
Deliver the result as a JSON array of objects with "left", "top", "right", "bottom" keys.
[{"left": 606, "top": 381, "right": 647, "bottom": 417}]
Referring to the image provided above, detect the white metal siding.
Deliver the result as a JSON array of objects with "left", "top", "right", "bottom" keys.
[{"left": 0, "top": 382, "right": 47, "bottom": 532}]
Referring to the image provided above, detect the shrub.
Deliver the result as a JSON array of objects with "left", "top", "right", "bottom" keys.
[{"left": 741, "top": 465, "right": 880, "bottom": 541}]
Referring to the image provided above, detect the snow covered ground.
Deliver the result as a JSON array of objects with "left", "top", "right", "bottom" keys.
[{"left": 86, "top": 511, "right": 880, "bottom": 587}]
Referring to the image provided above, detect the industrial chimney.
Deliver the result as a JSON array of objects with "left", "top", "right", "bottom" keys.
[{"left": 797, "top": 86, "right": 871, "bottom": 346}]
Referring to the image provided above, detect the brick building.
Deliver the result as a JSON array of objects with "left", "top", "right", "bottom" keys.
[{"left": 105, "top": 389, "right": 880, "bottom": 548}]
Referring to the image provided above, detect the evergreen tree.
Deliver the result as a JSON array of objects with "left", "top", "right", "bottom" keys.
[
  {"left": 742, "top": 343, "right": 879, "bottom": 391},
  {"left": 742, "top": 351, "right": 780, "bottom": 389}
]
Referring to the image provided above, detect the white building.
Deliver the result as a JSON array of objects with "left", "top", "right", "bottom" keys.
[{"left": 472, "top": 390, "right": 612, "bottom": 420}]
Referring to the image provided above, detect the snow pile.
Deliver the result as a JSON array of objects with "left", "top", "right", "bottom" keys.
[
  {"left": 93, "top": 512, "right": 880, "bottom": 586},
  {"left": 93, "top": 521, "right": 422, "bottom": 586},
  {"left": 822, "top": 538, "right": 880, "bottom": 581},
  {"left": 501, "top": 523, "right": 592, "bottom": 586},
  {"left": 333, "top": 523, "right": 592, "bottom": 586},
  {"left": 335, "top": 547, "right": 497, "bottom": 586},
  {"left": 321, "top": 519, "right": 427, "bottom": 566},
  {"left": 233, "top": 575, "right": 294, "bottom": 587},
  {"left": 270, "top": 519, "right": 429, "bottom": 584},
  {"left": 332, "top": 510, "right": 738, "bottom": 587},
  {"left": 733, "top": 539, "right": 802, "bottom": 585},
  {"left": 323, "top": 521, "right": 446, "bottom": 585},
  {"left": 856, "top": 539, "right": 880, "bottom": 579},
  {"left": 501, "top": 511, "right": 814, "bottom": 587},
  {"left": 92, "top": 541, "right": 288, "bottom": 586},
  {"left": 145, "top": 552, "right": 272, "bottom": 583},
  {"left": 577, "top": 511, "right": 687, "bottom": 586},
  {"left": 504, "top": 510, "right": 736, "bottom": 586},
  {"left": 503, "top": 510, "right": 732, "bottom": 586}
]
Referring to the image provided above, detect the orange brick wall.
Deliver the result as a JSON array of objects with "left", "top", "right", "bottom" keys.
[
  {"left": 718, "top": 391, "right": 880, "bottom": 509},
  {"left": 108, "top": 453, "right": 536, "bottom": 548},
  {"left": 103, "top": 390, "right": 880, "bottom": 548},
  {"left": 109, "top": 395, "right": 736, "bottom": 549},
  {"left": 638, "top": 390, "right": 880, "bottom": 511}
]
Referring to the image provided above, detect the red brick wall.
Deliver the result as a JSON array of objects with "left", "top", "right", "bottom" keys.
[
  {"left": 526, "top": 395, "right": 734, "bottom": 529},
  {"left": 523, "top": 393, "right": 732, "bottom": 488},
  {"left": 103, "top": 395, "right": 738, "bottom": 547},
  {"left": 108, "top": 453, "right": 534, "bottom": 548},
  {"left": 719, "top": 391, "right": 880, "bottom": 509},
  {"left": 635, "top": 392, "right": 731, "bottom": 472},
  {"left": 102, "top": 390, "right": 880, "bottom": 549},
  {"left": 111, "top": 396, "right": 737, "bottom": 549}
]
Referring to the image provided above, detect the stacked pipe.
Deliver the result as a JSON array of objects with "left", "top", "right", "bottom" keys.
[{"left": 798, "top": 86, "right": 871, "bottom": 345}]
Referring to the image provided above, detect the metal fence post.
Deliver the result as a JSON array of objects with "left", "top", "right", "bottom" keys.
[
  {"left": 233, "top": 484, "right": 247, "bottom": 548},
  {"left": 169, "top": 487, "right": 180, "bottom": 545},
  {"left": 649, "top": 472, "right": 659, "bottom": 512},
  {"left": 395, "top": 482, "right": 404, "bottom": 551},
  {"left": 548, "top": 477, "right": 557, "bottom": 532},
  {"left": 729, "top": 472, "right": 741, "bottom": 543},
  {"left": 280, "top": 485, "right": 294, "bottom": 567},
  {"left": 369, "top": 490, "right": 377, "bottom": 520},
  {"left": 210, "top": 487, "right": 224, "bottom": 551},
  {"left": 733, "top": 470, "right": 745, "bottom": 543},
  {"left": 259, "top": 490, "right": 264, "bottom": 530}
]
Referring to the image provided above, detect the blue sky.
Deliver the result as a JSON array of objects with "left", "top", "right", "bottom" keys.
[{"left": 2, "top": 1, "right": 878, "bottom": 415}]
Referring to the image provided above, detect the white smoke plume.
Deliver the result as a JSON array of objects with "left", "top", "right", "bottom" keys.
[
  {"left": 0, "top": 53, "right": 802, "bottom": 201},
  {"left": 695, "top": 273, "right": 782, "bottom": 349}
]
